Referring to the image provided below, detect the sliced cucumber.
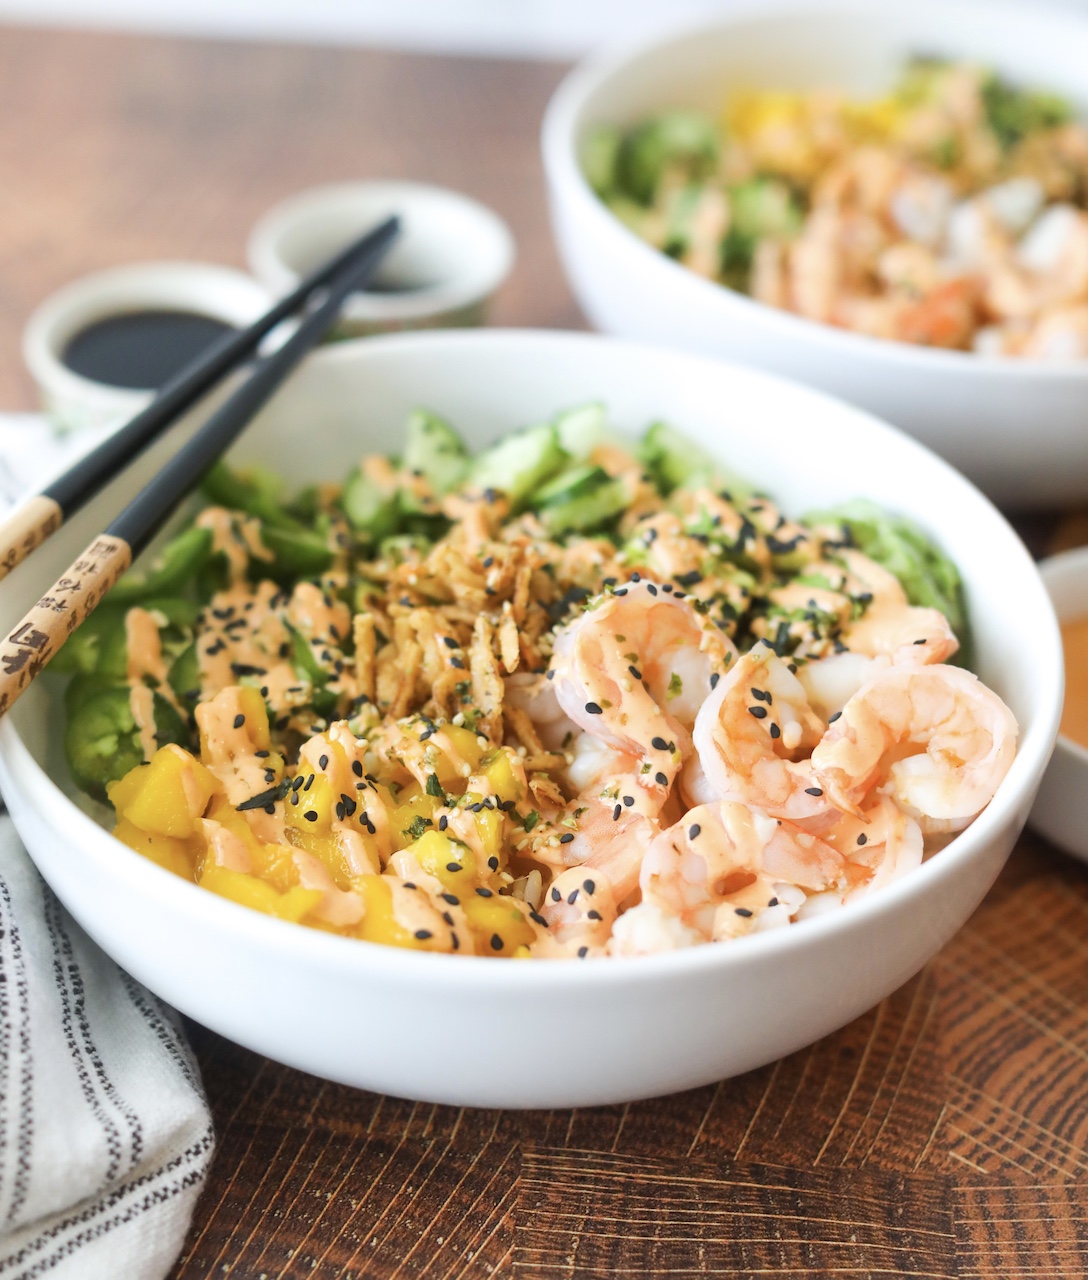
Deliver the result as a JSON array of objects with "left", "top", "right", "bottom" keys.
[
  {"left": 401, "top": 410, "right": 469, "bottom": 497},
  {"left": 342, "top": 467, "right": 401, "bottom": 542},
  {"left": 582, "top": 125, "right": 623, "bottom": 199},
  {"left": 639, "top": 422, "right": 750, "bottom": 496},
  {"left": 539, "top": 466, "right": 629, "bottom": 535},
  {"left": 553, "top": 403, "right": 610, "bottom": 460},
  {"left": 466, "top": 424, "right": 567, "bottom": 508}
]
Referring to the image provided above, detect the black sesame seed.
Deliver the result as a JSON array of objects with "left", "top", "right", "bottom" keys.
[
  {"left": 530, "top": 911, "right": 548, "bottom": 927},
  {"left": 233, "top": 714, "right": 245, "bottom": 729},
  {"left": 612, "top": 804, "right": 622, "bottom": 820},
  {"left": 631, "top": 572, "right": 641, "bottom": 583},
  {"left": 352, "top": 760, "right": 363, "bottom": 777},
  {"left": 628, "top": 665, "right": 642, "bottom": 680},
  {"left": 577, "top": 946, "right": 589, "bottom": 958},
  {"left": 622, "top": 795, "right": 634, "bottom": 807},
  {"left": 857, "top": 833, "right": 868, "bottom": 846},
  {"left": 559, "top": 833, "right": 575, "bottom": 844},
  {"left": 441, "top": 893, "right": 459, "bottom": 905},
  {"left": 446, "top": 863, "right": 462, "bottom": 874},
  {"left": 804, "top": 787, "right": 823, "bottom": 796},
  {"left": 476, "top": 887, "right": 493, "bottom": 898},
  {"left": 914, "top": 637, "right": 927, "bottom": 645},
  {"left": 566, "top": 889, "right": 579, "bottom": 905},
  {"left": 769, "top": 723, "right": 781, "bottom": 739},
  {"left": 651, "top": 736, "right": 668, "bottom": 751},
  {"left": 488, "top": 856, "right": 499, "bottom": 870},
  {"left": 751, "top": 688, "right": 772, "bottom": 703},
  {"left": 828, "top": 711, "right": 842, "bottom": 723},
  {"left": 655, "top": 772, "right": 668, "bottom": 786},
  {"left": 415, "top": 930, "right": 433, "bottom": 941},
  {"left": 585, "top": 702, "right": 603, "bottom": 715},
  {"left": 438, "top": 815, "right": 449, "bottom": 831},
  {"left": 551, "top": 888, "right": 561, "bottom": 902},
  {"left": 646, "top": 583, "right": 658, "bottom": 596},
  {"left": 748, "top": 706, "right": 768, "bottom": 719},
  {"left": 710, "top": 673, "right": 720, "bottom": 689},
  {"left": 583, "top": 879, "right": 596, "bottom": 895},
  {"left": 304, "top": 774, "right": 314, "bottom": 791},
  {"left": 768, "top": 897, "right": 779, "bottom": 907},
  {"left": 255, "top": 750, "right": 270, "bottom": 758},
  {"left": 735, "top": 907, "right": 753, "bottom": 918},
  {"left": 442, "top": 912, "right": 454, "bottom": 926},
  {"left": 689, "top": 824, "right": 701, "bottom": 840},
  {"left": 587, "top": 910, "right": 602, "bottom": 921},
  {"left": 304, "top": 811, "right": 318, "bottom": 823},
  {"left": 318, "top": 754, "right": 328, "bottom": 770},
  {"left": 490, "top": 934, "right": 503, "bottom": 951}
]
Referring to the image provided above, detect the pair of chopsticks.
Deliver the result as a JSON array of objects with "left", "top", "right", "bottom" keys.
[{"left": 0, "top": 216, "right": 400, "bottom": 715}]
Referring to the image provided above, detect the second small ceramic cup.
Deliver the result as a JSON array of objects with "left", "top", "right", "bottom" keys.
[{"left": 247, "top": 181, "right": 515, "bottom": 337}]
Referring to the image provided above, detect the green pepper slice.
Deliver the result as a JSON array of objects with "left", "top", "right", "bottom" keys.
[{"left": 65, "top": 686, "right": 188, "bottom": 800}]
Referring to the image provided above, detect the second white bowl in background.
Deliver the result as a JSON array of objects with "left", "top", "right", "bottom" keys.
[{"left": 542, "top": 0, "right": 1088, "bottom": 509}]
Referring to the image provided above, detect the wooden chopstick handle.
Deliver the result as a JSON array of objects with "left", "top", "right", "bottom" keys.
[
  {"left": 0, "top": 534, "right": 131, "bottom": 714},
  {"left": 0, "top": 496, "right": 63, "bottom": 582}
]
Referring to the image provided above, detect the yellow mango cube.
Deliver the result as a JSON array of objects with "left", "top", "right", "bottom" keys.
[
  {"left": 200, "top": 865, "right": 321, "bottom": 923},
  {"left": 408, "top": 828, "right": 477, "bottom": 891},
  {"left": 462, "top": 894, "right": 536, "bottom": 957},
  {"left": 111, "top": 744, "right": 218, "bottom": 838},
  {"left": 113, "top": 817, "right": 198, "bottom": 879},
  {"left": 355, "top": 874, "right": 419, "bottom": 949}
]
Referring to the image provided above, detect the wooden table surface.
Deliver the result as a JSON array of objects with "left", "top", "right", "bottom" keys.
[{"left": 2, "top": 24, "right": 1087, "bottom": 1279}]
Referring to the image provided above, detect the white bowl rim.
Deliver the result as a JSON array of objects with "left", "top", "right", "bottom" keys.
[
  {"left": 1038, "top": 546, "right": 1088, "bottom": 765},
  {"left": 246, "top": 180, "right": 516, "bottom": 323},
  {"left": 541, "top": 0, "right": 1088, "bottom": 383},
  {"left": 22, "top": 259, "right": 272, "bottom": 409},
  {"left": 0, "top": 327, "right": 1061, "bottom": 990}
]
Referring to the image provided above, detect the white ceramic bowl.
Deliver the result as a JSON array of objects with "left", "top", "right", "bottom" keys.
[
  {"left": 542, "top": 0, "right": 1088, "bottom": 509},
  {"left": 0, "top": 331, "right": 1061, "bottom": 1108},
  {"left": 23, "top": 262, "right": 271, "bottom": 435},
  {"left": 248, "top": 181, "right": 514, "bottom": 336},
  {"left": 1030, "top": 547, "right": 1087, "bottom": 860}
]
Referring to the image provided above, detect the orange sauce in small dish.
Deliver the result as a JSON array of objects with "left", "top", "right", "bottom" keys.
[{"left": 1060, "top": 616, "right": 1088, "bottom": 749}]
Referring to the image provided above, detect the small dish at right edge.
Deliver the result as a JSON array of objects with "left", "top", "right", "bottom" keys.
[{"left": 1030, "top": 546, "right": 1088, "bottom": 861}]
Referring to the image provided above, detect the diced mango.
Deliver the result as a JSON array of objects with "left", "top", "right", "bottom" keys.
[
  {"left": 109, "top": 744, "right": 218, "bottom": 838},
  {"left": 355, "top": 874, "right": 420, "bottom": 949},
  {"left": 472, "top": 803, "right": 504, "bottom": 868},
  {"left": 407, "top": 828, "right": 477, "bottom": 891},
  {"left": 285, "top": 773, "right": 335, "bottom": 833},
  {"left": 481, "top": 748, "right": 522, "bottom": 805},
  {"left": 462, "top": 894, "right": 536, "bottom": 957},
  {"left": 200, "top": 865, "right": 321, "bottom": 922},
  {"left": 236, "top": 686, "right": 271, "bottom": 750},
  {"left": 387, "top": 793, "right": 440, "bottom": 851},
  {"left": 113, "top": 817, "right": 198, "bottom": 879}
]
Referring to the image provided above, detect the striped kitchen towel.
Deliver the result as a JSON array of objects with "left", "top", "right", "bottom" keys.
[{"left": 0, "top": 813, "right": 213, "bottom": 1279}]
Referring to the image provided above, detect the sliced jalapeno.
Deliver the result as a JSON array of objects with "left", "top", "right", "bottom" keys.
[
  {"left": 65, "top": 686, "right": 188, "bottom": 800},
  {"left": 110, "top": 527, "right": 214, "bottom": 603}
]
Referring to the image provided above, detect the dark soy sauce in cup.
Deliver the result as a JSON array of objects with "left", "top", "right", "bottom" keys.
[{"left": 61, "top": 310, "right": 237, "bottom": 390}]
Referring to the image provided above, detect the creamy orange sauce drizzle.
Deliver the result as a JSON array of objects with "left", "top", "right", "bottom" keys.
[
  {"left": 125, "top": 607, "right": 168, "bottom": 685},
  {"left": 195, "top": 686, "right": 284, "bottom": 844},
  {"left": 129, "top": 683, "right": 158, "bottom": 761},
  {"left": 1060, "top": 615, "right": 1088, "bottom": 748}
]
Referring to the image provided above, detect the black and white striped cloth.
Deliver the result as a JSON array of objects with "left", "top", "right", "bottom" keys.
[
  {"left": 0, "top": 809, "right": 214, "bottom": 1277},
  {"left": 0, "top": 414, "right": 214, "bottom": 1278}
]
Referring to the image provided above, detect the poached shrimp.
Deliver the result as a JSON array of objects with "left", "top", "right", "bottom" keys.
[
  {"left": 549, "top": 579, "right": 737, "bottom": 798},
  {"left": 811, "top": 662, "right": 1018, "bottom": 833},
  {"left": 688, "top": 643, "right": 834, "bottom": 827},
  {"left": 609, "top": 800, "right": 844, "bottom": 954}
]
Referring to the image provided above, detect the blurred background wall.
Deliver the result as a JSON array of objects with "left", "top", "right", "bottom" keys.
[{"left": 2, "top": 0, "right": 1083, "bottom": 59}]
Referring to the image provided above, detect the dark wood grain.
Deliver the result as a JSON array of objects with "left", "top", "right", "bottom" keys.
[{"left": 1, "top": 22, "right": 1086, "bottom": 1279}]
